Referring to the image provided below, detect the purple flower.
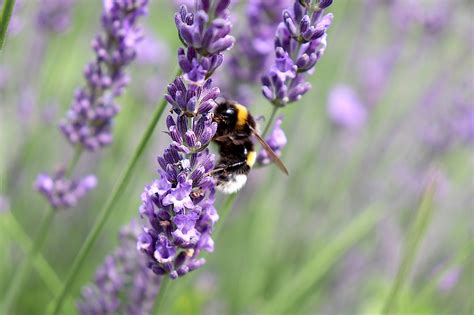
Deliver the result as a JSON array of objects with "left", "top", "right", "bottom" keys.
[
  {"left": 137, "top": 0, "right": 233, "bottom": 280},
  {"left": 165, "top": 77, "right": 220, "bottom": 118},
  {"left": 35, "top": 170, "right": 97, "bottom": 209},
  {"left": 257, "top": 116, "right": 287, "bottom": 165},
  {"left": 60, "top": 0, "right": 149, "bottom": 151},
  {"left": 77, "top": 221, "right": 161, "bottom": 315},
  {"left": 36, "top": 0, "right": 76, "bottom": 33},
  {"left": 174, "top": 1, "right": 235, "bottom": 84},
  {"left": 438, "top": 266, "right": 462, "bottom": 293},
  {"left": 219, "top": 0, "right": 291, "bottom": 102},
  {"left": 261, "top": 0, "right": 334, "bottom": 107},
  {"left": 327, "top": 85, "right": 367, "bottom": 130}
]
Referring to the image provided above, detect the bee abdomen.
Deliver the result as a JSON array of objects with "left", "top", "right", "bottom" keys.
[{"left": 246, "top": 151, "right": 256, "bottom": 168}]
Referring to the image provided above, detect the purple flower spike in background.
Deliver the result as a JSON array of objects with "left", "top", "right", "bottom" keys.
[
  {"left": 257, "top": 116, "right": 287, "bottom": 165},
  {"left": 60, "top": 0, "right": 148, "bottom": 151},
  {"left": 262, "top": 0, "right": 334, "bottom": 107},
  {"left": 36, "top": 0, "right": 77, "bottom": 33},
  {"left": 327, "top": 85, "right": 367, "bottom": 130},
  {"left": 137, "top": 0, "right": 234, "bottom": 279},
  {"left": 77, "top": 221, "right": 161, "bottom": 315},
  {"left": 35, "top": 170, "right": 97, "bottom": 209},
  {"left": 219, "top": 0, "right": 291, "bottom": 103}
]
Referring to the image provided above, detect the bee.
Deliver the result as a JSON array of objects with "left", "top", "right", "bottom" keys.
[{"left": 211, "top": 99, "right": 288, "bottom": 194}]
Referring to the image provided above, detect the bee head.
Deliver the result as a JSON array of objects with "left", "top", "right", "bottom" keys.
[{"left": 213, "top": 101, "right": 238, "bottom": 127}]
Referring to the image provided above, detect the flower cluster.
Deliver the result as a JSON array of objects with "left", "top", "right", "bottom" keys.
[
  {"left": 60, "top": 0, "right": 148, "bottom": 151},
  {"left": 36, "top": 0, "right": 76, "bottom": 33},
  {"left": 137, "top": 0, "right": 234, "bottom": 279},
  {"left": 261, "top": 0, "right": 334, "bottom": 107},
  {"left": 35, "top": 170, "right": 97, "bottom": 209},
  {"left": 257, "top": 116, "right": 287, "bottom": 166},
  {"left": 77, "top": 221, "right": 161, "bottom": 315},
  {"left": 174, "top": 1, "right": 234, "bottom": 83},
  {"left": 220, "top": 0, "right": 291, "bottom": 102}
]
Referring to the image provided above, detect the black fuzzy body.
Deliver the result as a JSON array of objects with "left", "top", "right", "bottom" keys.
[{"left": 212, "top": 100, "right": 257, "bottom": 192}]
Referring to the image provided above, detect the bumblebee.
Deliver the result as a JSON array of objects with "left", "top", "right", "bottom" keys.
[{"left": 211, "top": 99, "right": 288, "bottom": 194}]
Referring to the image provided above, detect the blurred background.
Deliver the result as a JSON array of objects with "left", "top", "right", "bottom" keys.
[{"left": 1, "top": 0, "right": 473, "bottom": 314}]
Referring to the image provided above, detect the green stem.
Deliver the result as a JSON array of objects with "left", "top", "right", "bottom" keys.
[
  {"left": 1, "top": 213, "right": 62, "bottom": 295},
  {"left": 1, "top": 207, "right": 55, "bottom": 313},
  {"left": 67, "top": 146, "right": 83, "bottom": 176},
  {"left": 1, "top": 146, "right": 82, "bottom": 313},
  {"left": 50, "top": 70, "right": 180, "bottom": 314},
  {"left": 0, "top": 0, "right": 15, "bottom": 50},
  {"left": 382, "top": 177, "right": 437, "bottom": 315},
  {"left": 213, "top": 193, "right": 237, "bottom": 239},
  {"left": 262, "top": 106, "right": 279, "bottom": 137},
  {"left": 151, "top": 277, "right": 171, "bottom": 315}
]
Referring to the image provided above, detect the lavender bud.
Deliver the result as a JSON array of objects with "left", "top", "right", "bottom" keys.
[
  {"left": 257, "top": 116, "right": 287, "bottom": 165},
  {"left": 35, "top": 171, "right": 97, "bottom": 209}
]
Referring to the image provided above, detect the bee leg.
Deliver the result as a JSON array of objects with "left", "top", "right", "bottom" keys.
[{"left": 209, "top": 161, "right": 247, "bottom": 176}]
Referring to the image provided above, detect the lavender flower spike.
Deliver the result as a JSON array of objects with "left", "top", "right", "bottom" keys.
[
  {"left": 138, "top": 0, "right": 234, "bottom": 279},
  {"left": 262, "top": 0, "right": 334, "bottom": 107},
  {"left": 60, "top": 0, "right": 148, "bottom": 151},
  {"left": 77, "top": 221, "right": 161, "bottom": 315},
  {"left": 220, "top": 0, "right": 291, "bottom": 103},
  {"left": 35, "top": 170, "right": 97, "bottom": 209},
  {"left": 36, "top": 0, "right": 76, "bottom": 33}
]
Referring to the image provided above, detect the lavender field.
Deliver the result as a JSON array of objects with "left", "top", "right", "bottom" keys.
[{"left": 0, "top": 0, "right": 473, "bottom": 314}]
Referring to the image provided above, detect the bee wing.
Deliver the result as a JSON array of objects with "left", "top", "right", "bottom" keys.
[{"left": 250, "top": 126, "right": 289, "bottom": 175}]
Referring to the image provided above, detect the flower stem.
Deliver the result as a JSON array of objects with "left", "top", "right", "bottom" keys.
[
  {"left": 0, "top": 206, "right": 55, "bottom": 314},
  {"left": 50, "top": 69, "right": 181, "bottom": 315},
  {"left": 0, "top": 146, "right": 82, "bottom": 313},
  {"left": 262, "top": 106, "right": 279, "bottom": 137},
  {"left": 382, "top": 176, "right": 437, "bottom": 315},
  {"left": 151, "top": 276, "right": 171, "bottom": 315},
  {"left": 0, "top": 0, "right": 15, "bottom": 50},
  {"left": 1, "top": 212, "right": 62, "bottom": 295},
  {"left": 213, "top": 193, "right": 237, "bottom": 239}
]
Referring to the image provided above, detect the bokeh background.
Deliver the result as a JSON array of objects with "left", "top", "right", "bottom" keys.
[{"left": 1, "top": 0, "right": 473, "bottom": 314}]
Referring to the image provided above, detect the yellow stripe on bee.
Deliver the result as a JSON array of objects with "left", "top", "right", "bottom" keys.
[
  {"left": 234, "top": 104, "right": 248, "bottom": 127},
  {"left": 246, "top": 151, "right": 257, "bottom": 167}
]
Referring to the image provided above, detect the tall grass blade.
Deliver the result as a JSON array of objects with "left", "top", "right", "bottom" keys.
[
  {"left": 382, "top": 175, "right": 437, "bottom": 314},
  {"left": 260, "top": 204, "right": 381, "bottom": 314},
  {"left": 1, "top": 213, "right": 62, "bottom": 295},
  {"left": 0, "top": 0, "right": 15, "bottom": 50}
]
